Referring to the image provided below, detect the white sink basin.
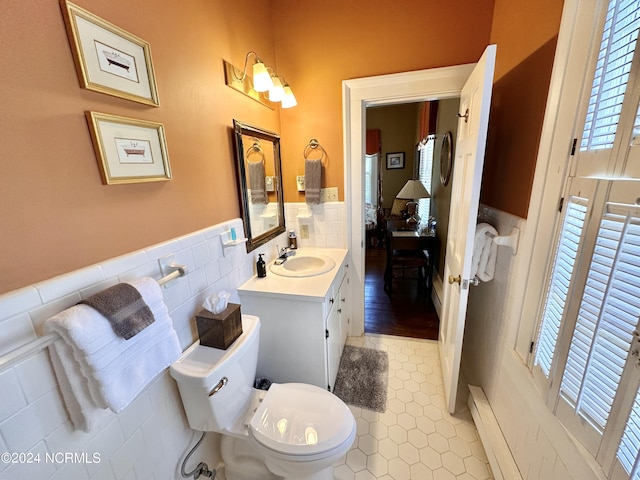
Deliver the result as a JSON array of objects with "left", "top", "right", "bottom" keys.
[{"left": 270, "top": 255, "right": 336, "bottom": 277}]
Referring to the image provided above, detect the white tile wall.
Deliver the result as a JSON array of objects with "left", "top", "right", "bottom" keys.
[
  {"left": 0, "top": 205, "right": 346, "bottom": 480},
  {"left": 461, "top": 205, "right": 606, "bottom": 480}
]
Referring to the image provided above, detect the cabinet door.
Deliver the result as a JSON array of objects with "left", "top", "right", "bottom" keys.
[
  {"left": 326, "top": 302, "right": 342, "bottom": 391},
  {"left": 338, "top": 274, "right": 350, "bottom": 350}
]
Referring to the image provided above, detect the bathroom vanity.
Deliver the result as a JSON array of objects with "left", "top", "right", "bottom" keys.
[{"left": 237, "top": 248, "right": 350, "bottom": 391}]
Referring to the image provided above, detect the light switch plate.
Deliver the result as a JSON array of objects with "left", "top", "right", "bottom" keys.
[{"left": 320, "top": 187, "right": 338, "bottom": 202}]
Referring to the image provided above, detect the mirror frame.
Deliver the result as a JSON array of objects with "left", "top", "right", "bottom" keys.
[{"left": 232, "top": 120, "right": 286, "bottom": 252}]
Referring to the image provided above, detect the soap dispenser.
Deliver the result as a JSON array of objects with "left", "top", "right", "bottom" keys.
[
  {"left": 289, "top": 230, "right": 298, "bottom": 249},
  {"left": 257, "top": 254, "right": 267, "bottom": 278}
]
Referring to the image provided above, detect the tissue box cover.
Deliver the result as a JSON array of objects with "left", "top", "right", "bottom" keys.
[{"left": 196, "top": 303, "right": 242, "bottom": 349}]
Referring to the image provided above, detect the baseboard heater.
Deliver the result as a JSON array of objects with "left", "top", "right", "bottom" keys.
[{"left": 468, "top": 385, "right": 522, "bottom": 480}]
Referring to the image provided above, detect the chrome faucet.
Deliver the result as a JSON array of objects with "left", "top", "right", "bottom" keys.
[{"left": 275, "top": 245, "right": 296, "bottom": 264}]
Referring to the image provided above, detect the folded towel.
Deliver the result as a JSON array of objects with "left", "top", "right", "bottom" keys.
[
  {"left": 45, "top": 277, "right": 181, "bottom": 432},
  {"left": 305, "top": 158, "right": 322, "bottom": 205},
  {"left": 470, "top": 223, "right": 498, "bottom": 282},
  {"left": 249, "top": 160, "right": 268, "bottom": 204},
  {"left": 80, "top": 283, "right": 154, "bottom": 339}
]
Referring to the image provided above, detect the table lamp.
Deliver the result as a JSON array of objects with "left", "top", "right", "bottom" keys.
[{"left": 396, "top": 179, "right": 430, "bottom": 225}]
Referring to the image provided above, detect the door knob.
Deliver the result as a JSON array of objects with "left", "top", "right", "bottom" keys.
[{"left": 448, "top": 275, "right": 461, "bottom": 285}]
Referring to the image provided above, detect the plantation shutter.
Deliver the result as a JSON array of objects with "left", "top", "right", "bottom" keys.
[
  {"left": 534, "top": 197, "right": 589, "bottom": 377},
  {"left": 560, "top": 203, "right": 640, "bottom": 434},
  {"left": 364, "top": 154, "right": 378, "bottom": 205},
  {"left": 617, "top": 386, "right": 640, "bottom": 478},
  {"left": 417, "top": 136, "right": 434, "bottom": 221},
  {"left": 581, "top": 0, "right": 640, "bottom": 152}
]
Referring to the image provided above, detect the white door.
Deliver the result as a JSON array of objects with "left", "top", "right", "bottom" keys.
[{"left": 439, "top": 45, "right": 496, "bottom": 413}]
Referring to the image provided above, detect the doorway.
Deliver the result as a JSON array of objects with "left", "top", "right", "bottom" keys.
[
  {"left": 342, "top": 64, "right": 474, "bottom": 339},
  {"left": 363, "top": 101, "right": 459, "bottom": 339}
]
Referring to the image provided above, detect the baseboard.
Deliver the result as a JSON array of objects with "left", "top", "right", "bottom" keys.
[{"left": 468, "top": 385, "right": 522, "bottom": 480}]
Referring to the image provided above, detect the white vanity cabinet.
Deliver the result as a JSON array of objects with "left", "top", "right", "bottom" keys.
[{"left": 237, "top": 249, "right": 350, "bottom": 391}]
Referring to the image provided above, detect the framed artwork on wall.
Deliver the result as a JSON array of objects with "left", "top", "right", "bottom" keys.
[
  {"left": 85, "top": 111, "right": 171, "bottom": 185},
  {"left": 386, "top": 152, "right": 405, "bottom": 170},
  {"left": 60, "top": 0, "right": 160, "bottom": 106}
]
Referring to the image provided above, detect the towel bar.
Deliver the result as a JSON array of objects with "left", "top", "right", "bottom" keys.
[
  {"left": 486, "top": 227, "right": 520, "bottom": 255},
  {"left": 0, "top": 265, "right": 187, "bottom": 373}
]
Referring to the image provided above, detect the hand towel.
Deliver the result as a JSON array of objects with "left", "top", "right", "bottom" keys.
[
  {"left": 305, "top": 158, "right": 322, "bottom": 205},
  {"left": 470, "top": 223, "right": 498, "bottom": 282},
  {"left": 80, "top": 282, "right": 154, "bottom": 339},
  {"left": 44, "top": 277, "right": 181, "bottom": 432},
  {"left": 249, "top": 160, "right": 268, "bottom": 204}
]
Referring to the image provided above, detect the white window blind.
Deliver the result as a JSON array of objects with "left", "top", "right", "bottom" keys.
[
  {"left": 581, "top": 0, "right": 640, "bottom": 151},
  {"left": 534, "top": 197, "right": 589, "bottom": 376},
  {"left": 364, "top": 154, "right": 378, "bottom": 205},
  {"left": 618, "top": 386, "right": 640, "bottom": 478},
  {"left": 417, "top": 136, "right": 434, "bottom": 221},
  {"left": 560, "top": 203, "right": 640, "bottom": 432}
]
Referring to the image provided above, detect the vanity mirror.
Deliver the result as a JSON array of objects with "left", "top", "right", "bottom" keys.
[{"left": 232, "top": 120, "right": 285, "bottom": 252}]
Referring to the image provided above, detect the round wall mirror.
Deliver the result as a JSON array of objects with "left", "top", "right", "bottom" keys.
[{"left": 440, "top": 131, "right": 453, "bottom": 186}]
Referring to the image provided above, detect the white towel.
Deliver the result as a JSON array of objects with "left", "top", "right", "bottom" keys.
[
  {"left": 44, "top": 277, "right": 181, "bottom": 432},
  {"left": 470, "top": 223, "right": 498, "bottom": 282}
]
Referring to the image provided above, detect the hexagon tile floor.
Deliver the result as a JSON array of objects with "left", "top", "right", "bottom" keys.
[{"left": 332, "top": 334, "right": 493, "bottom": 480}]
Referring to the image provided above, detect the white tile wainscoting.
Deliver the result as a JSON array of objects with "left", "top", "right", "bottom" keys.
[{"left": 0, "top": 203, "right": 345, "bottom": 480}]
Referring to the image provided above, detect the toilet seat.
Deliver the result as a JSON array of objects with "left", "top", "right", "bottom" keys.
[{"left": 249, "top": 383, "right": 355, "bottom": 458}]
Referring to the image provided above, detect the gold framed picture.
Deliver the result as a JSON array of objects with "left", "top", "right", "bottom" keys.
[
  {"left": 85, "top": 112, "right": 171, "bottom": 185},
  {"left": 60, "top": 0, "right": 160, "bottom": 106}
]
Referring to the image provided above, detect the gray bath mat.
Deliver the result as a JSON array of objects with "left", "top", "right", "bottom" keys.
[{"left": 333, "top": 345, "right": 388, "bottom": 413}]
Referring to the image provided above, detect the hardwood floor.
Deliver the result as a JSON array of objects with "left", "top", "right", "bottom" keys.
[{"left": 364, "top": 246, "right": 440, "bottom": 340}]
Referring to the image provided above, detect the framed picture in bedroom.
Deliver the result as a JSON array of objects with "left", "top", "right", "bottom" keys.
[
  {"left": 386, "top": 152, "right": 405, "bottom": 170},
  {"left": 85, "top": 111, "right": 171, "bottom": 185},
  {"left": 59, "top": 0, "right": 160, "bottom": 106}
]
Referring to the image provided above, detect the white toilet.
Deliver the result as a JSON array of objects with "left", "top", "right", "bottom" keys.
[{"left": 170, "top": 314, "right": 356, "bottom": 480}]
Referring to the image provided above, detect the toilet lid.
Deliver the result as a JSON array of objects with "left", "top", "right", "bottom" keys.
[{"left": 249, "top": 383, "right": 355, "bottom": 456}]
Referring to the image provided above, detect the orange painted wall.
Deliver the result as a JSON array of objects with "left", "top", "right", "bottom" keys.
[
  {"left": 270, "top": 0, "right": 495, "bottom": 202},
  {"left": 1, "top": 0, "right": 564, "bottom": 295},
  {"left": 1, "top": 0, "right": 280, "bottom": 294},
  {"left": 482, "top": 0, "right": 565, "bottom": 217}
]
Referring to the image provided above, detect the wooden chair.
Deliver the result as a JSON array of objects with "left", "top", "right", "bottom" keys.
[{"left": 384, "top": 229, "right": 434, "bottom": 295}]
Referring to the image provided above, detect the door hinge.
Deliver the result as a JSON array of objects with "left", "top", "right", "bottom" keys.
[
  {"left": 325, "top": 329, "right": 329, "bottom": 339},
  {"left": 558, "top": 197, "right": 564, "bottom": 212},
  {"left": 530, "top": 341, "right": 535, "bottom": 354},
  {"left": 570, "top": 138, "right": 577, "bottom": 156}
]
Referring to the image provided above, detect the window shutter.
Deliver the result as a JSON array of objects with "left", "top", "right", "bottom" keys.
[
  {"left": 560, "top": 203, "right": 640, "bottom": 432},
  {"left": 581, "top": 0, "right": 640, "bottom": 151},
  {"left": 534, "top": 197, "right": 589, "bottom": 376},
  {"left": 417, "top": 136, "right": 434, "bottom": 221},
  {"left": 617, "top": 386, "right": 640, "bottom": 477}
]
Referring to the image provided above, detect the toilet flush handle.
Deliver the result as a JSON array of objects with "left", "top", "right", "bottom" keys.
[{"left": 208, "top": 376, "right": 228, "bottom": 397}]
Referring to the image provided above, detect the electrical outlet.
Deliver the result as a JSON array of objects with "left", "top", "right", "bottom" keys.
[
  {"left": 320, "top": 187, "right": 338, "bottom": 202},
  {"left": 300, "top": 224, "right": 310, "bottom": 239}
]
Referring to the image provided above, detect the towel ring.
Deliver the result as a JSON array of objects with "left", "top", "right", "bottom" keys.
[
  {"left": 303, "top": 138, "right": 327, "bottom": 164},
  {"left": 245, "top": 138, "right": 266, "bottom": 163}
]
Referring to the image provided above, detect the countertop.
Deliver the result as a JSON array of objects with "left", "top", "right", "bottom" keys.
[{"left": 238, "top": 248, "right": 348, "bottom": 302}]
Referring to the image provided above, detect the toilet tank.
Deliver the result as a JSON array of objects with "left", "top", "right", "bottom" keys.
[{"left": 170, "top": 315, "right": 260, "bottom": 432}]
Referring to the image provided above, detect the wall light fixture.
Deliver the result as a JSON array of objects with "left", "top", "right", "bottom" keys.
[{"left": 223, "top": 51, "right": 296, "bottom": 109}]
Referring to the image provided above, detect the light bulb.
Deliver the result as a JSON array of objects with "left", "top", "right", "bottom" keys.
[
  {"left": 269, "top": 77, "right": 285, "bottom": 102},
  {"left": 281, "top": 85, "right": 297, "bottom": 108},
  {"left": 252, "top": 61, "right": 273, "bottom": 92}
]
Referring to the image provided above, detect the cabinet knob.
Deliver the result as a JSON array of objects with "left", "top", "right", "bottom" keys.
[
  {"left": 338, "top": 308, "right": 342, "bottom": 313},
  {"left": 330, "top": 297, "right": 334, "bottom": 304}
]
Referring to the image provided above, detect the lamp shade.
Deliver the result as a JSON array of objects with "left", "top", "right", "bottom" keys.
[
  {"left": 268, "top": 77, "right": 285, "bottom": 102},
  {"left": 281, "top": 85, "right": 297, "bottom": 108},
  {"left": 252, "top": 61, "right": 273, "bottom": 92},
  {"left": 396, "top": 179, "right": 430, "bottom": 200}
]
